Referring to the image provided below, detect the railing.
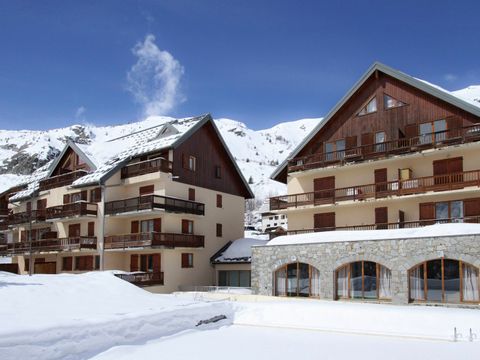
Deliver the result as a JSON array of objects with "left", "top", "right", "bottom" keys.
[
  {"left": 104, "top": 232, "right": 205, "bottom": 249},
  {"left": 8, "top": 210, "right": 47, "bottom": 225},
  {"left": 0, "top": 236, "right": 97, "bottom": 256},
  {"left": 105, "top": 195, "right": 205, "bottom": 216},
  {"left": 38, "top": 170, "right": 89, "bottom": 191},
  {"left": 121, "top": 157, "right": 172, "bottom": 179},
  {"left": 289, "top": 124, "right": 480, "bottom": 173},
  {"left": 270, "top": 170, "right": 480, "bottom": 210},
  {"left": 115, "top": 272, "right": 164, "bottom": 286},
  {"left": 0, "top": 209, "right": 8, "bottom": 217},
  {"left": 286, "top": 216, "right": 480, "bottom": 235},
  {"left": 46, "top": 202, "right": 98, "bottom": 219}
]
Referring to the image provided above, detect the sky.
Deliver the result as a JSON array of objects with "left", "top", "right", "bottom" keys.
[{"left": 0, "top": 0, "right": 479, "bottom": 131}]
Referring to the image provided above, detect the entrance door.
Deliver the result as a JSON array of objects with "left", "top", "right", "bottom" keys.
[
  {"left": 313, "top": 176, "right": 335, "bottom": 204},
  {"left": 375, "top": 207, "right": 388, "bottom": 229},
  {"left": 374, "top": 168, "right": 388, "bottom": 196}
]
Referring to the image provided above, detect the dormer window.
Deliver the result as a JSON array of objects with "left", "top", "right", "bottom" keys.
[
  {"left": 358, "top": 97, "right": 377, "bottom": 116},
  {"left": 384, "top": 94, "right": 406, "bottom": 109}
]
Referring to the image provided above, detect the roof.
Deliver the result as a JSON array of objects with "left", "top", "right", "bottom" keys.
[
  {"left": 211, "top": 237, "right": 269, "bottom": 264},
  {"left": 265, "top": 223, "right": 480, "bottom": 247},
  {"left": 271, "top": 62, "right": 480, "bottom": 181}
]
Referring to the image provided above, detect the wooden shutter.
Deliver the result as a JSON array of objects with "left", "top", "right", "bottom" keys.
[
  {"left": 313, "top": 176, "right": 335, "bottom": 201},
  {"left": 131, "top": 221, "right": 139, "bottom": 234},
  {"left": 152, "top": 254, "right": 161, "bottom": 272},
  {"left": 433, "top": 159, "right": 449, "bottom": 176},
  {"left": 63, "top": 194, "right": 70, "bottom": 204},
  {"left": 90, "top": 188, "right": 101, "bottom": 202},
  {"left": 375, "top": 207, "right": 388, "bottom": 229},
  {"left": 63, "top": 257, "right": 73, "bottom": 271},
  {"left": 139, "top": 185, "right": 154, "bottom": 196},
  {"left": 68, "top": 224, "right": 80, "bottom": 237},
  {"left": 419, "top": 203, "right": 435, "bottom": 225},
  {"left": 361, "top": 133, "right": 374, "bottom": 155},
  {"left": 26, "top": 202, "right": 32, "bottom": 212},
  {"left": 313, "top": 212, "right": 335, "bottom": 230},
  {"left": 405, "top": 123, "right": 418, "bottom": 138},
  {"left": 37, "top": 199, "right": 47, "bottom": 210},
  {"left": 153, "top": 218, "right": 162, "bottom": 232},
  {"left": 464, "top": 198, "right": 480, "bottom": 222},
  {"left": 182, "top": 219, "right": 189, "bottom": 234},
  {"left": 216, "top": 223, "right": 222, "bottom": 237},
  {"left": 81, "top": 190, "right": 88, "bottom": 201},
  {"left": 216, "top": 194, "right": 223, "bottom": 208},
  {"left": 448, "top": 157, "right": 463, "bottom": 174},
  {"left": 87, "top": 222, "right": 95, "bottom": 237},
  {"left": 85, "top": 256, "right": 93, "bottom": 271},
  {"left": 374, "top": 168, "right": 388, "bottom": 195},
  {"left": 181, "top": 253, "right": 189, "bottom": 268},
  {"left": 130, "top": 254, "right": 139, "bottom": 272},
  {"left": 188, "top": 188, "right": 195, "bottom": 201}
]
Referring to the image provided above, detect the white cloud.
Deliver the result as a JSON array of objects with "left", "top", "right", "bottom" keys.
[
  {"left": 126, "top": 34, "right": 185, "bottom": 116},
  {"left": 444, "top": 73, "right": 458, "bottom": 82},
  {"left": 75, "top": 106, "right": 86, "bottom": 120}
]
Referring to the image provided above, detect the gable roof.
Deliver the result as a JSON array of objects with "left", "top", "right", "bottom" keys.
[
  {"left": 271, "top": 62, "right": 480, "bottom": 182},
  {"left": 46, "top": 139, "right": 97, "bottom": 178}
]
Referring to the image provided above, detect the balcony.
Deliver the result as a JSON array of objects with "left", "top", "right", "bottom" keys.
[
  {"left": 121, "top": 157, "right": 172, "bottom": 179},
  {"left": 38, "top": 170, "right": 89, "bottom": 191},
  {"left": 270, "top": 170, "right": 480, "bottom": 210},
  {"left": 289, "top": 124, "right": 480, "bottom": 173},
  {"left": 105, "top": 195, "right": 205, "bottom": 216},
  {"left": 8, "top": 210, "right": 47, "bottom": 225},
  {"left": 286, "top": 216, "right": 480, "bottom": 235},
  {"left": 46, "top": 202, "right": 98, "bottom": 220},
  {"left": 114, "top": 272, "right": 164, "bottom": 286},
  {"left": 104, "top": 232, "right": 205, "bottom": 250},
  {"left": 0, "top": 209, "right": 8, "bottom": 217},
  {"left": 0, "top": 236, "right": 97, "bottom": 256}
]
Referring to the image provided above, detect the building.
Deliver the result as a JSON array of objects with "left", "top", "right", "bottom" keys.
[
  {"left": 258, "top": 199, "right": 288, "bottom": 232},
  {"left": 253, "top": 63, "right": 480, "bottom": 305},
  {"left": 0, "top": 114, "right": 253, "bottom": 293}
]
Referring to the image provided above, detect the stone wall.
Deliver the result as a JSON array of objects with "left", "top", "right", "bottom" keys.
[{"left": 251, "top": 234, "right": 480, "bottom": 304}]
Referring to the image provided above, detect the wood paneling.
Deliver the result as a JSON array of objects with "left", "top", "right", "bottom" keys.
[
  {"left": 51, "top": 147, "right": 90, "bottom": 176},
  {"left": 173, "top": 121, "right": 251, "bottom": 198}
]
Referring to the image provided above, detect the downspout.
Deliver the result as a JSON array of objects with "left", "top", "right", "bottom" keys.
[{"left": 100, "top": 184, "right": 106, "bottom": 271}]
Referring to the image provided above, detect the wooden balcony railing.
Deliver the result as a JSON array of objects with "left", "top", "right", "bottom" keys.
[
  {"left": 286, "top": 216, "right": 480, "bottom": 235},
  {"left": 289, "top": 124, "right": 480, "bottom": 173},
  {"left": 38, "top": 170, "right": 89, "bottom": 191},
  {"left": 121, "top": 157, "right": 173, "bottom": 179},
  {"left": 105, "top": 195, "right": 205, "bottom": 216},
  {"left": 46, "top": 202, "right": 98, "bottom": 220},
  {"left": 104, "top": 232, "right": 205, "bottom": 249},
  {"left": 8, "top": 210, "right": 47, "bottom": 225},
  {"left": 270, "top": 170, "right": 480, "bottom": 210},
  {"left": 0, "top": 209, "right": 8, "bottom": 217},
  {"left": 0, "top": 236, "right": 97, "bottom": 256},
  {"left": 115, "top": 272, "right": 164, "bottom": 286}
]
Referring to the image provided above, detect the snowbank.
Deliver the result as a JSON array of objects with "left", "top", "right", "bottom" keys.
[{"left": 267, "top": 223, "right": 480, "bottom": 246}]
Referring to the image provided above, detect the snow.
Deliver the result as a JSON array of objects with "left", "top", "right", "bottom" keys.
[
  {"left": 452, "top": 85, "right": 480, "bottom": 108},
  {"left": 267, "top": 223, "right": 480, "bottom": 246},
  {"left": 212, "top": 237, "right": 269, "bottom": 263}
]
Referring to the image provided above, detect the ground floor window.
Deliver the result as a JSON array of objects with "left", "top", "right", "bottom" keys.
[
  {"left": 274, "top": 262, "right": 320, "bottom": 297},
  {"left": 336, "top": 261, "right": 391, "bottom": 300},
  {"left": 218, "top": 270, "right": 251, "bottom": 287},
  {"left": 409, "top": 259, "right": 479, "bottom": 303}
]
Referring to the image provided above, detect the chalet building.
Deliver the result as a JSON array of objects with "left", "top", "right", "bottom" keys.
[
  {"left": 0, "top": 114, "right": 253, "bottom": 292},
  {"left": 252, "top": 63, "right": 480, "bottom": 305}
]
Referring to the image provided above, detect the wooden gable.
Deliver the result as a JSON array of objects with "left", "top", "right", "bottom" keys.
[
  {"left": 296, "top": 71, "right": 480, "bottom": 160},
  {"left": 51, "top": 147, "right": 91, "bottom": 176},
  {"left": 172, "top": 121, "right": 252, "bottom": 198}
]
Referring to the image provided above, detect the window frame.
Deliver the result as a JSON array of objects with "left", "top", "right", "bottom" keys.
[
  {"left": 383, "top": 93, "right": 406, "bottom": 110},
  {"left": 357, "top": 96, "right": 378, "bottom": 117}
]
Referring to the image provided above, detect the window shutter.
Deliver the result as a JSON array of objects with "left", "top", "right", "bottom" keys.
[
  {"left": 188, "top": 188, "right": 195, "bottom": 201},
  {"left": 405, "top": 123, "right": 418, "bottom": 138},
  {"left": 88, "top": 222, "right": 95, "bottom": 237},
  {"left": 130, "top": 254, "right": 139, "bottom": 272},
  {"left": 181, "top": 219, "right": 188, "bottom": 234},
  {"left": 152, "top": 254, "right": 161, "bottom": 272},
  {"left": 375, "top": 207, "right": 388, "bottom": 227},
  {"left": 90, "top": 188, "right": 101, "bottom": 202},
  {"left": 85, "top": 256, "right": 93, "bottom": 271},
  {"left": 313, "top": 212, "right": 335, "bottom": 230},
  {"left": 37, "top": 199, "right": 47, "bottom": 210},
  {"left": 131, "top": 221, "right": 139, "bottom": 234},
  {"left": 26, "top": 202, "right": 32, "bottom": 212},
  {"left": 216, "top": 223, "right": 222, "bottom": 237},
  {"left": 448, "top": 157, "right": 463, "bottom": 174},
  {"left": 313, "top": 176, "right": 335, "bottom": 200},
  {"left": 21, "top": 231, "right": 26, "bottom": 241},
  {"left": 216, "top": 194, "right": 222, "bottom": 208},
  {"left": 419, "top": 203, "right": 435, "bottom": 225},
  {"left": 81, "top": 190, "right": 88, "bottom": 201},
  {"left": 345, "top": 136, "right": 357, "bottom": 149},
  {"left": 153, "top": 218, "right": 162, "bottom": 233},
  {"left": 361, "top": 133, "right": 374, "bottom": 155},
  {"left": 66, "top": 257, "right": 73, "bottom": 271},
  {"left": 464, "top": 198, "right": 480, "bottom": 221},
  {"left": 63, "top": 194, "right": 70, "bottom": 204},
  {"left": 181, "top": 253, "right": 188, "bottom": 268}
]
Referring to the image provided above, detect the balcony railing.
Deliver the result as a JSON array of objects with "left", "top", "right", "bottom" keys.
[
  {"left": 121, "top": 157, "right": 172, "bottom": 179},
  {"left": 0, "top": 236, "right": 97, "bottom": 256},
  {"left": 38, "top": 170, "right": 89, "bottom": 191},
  {"left": 0, "top": 209, "right": 8, "bottom": 217},
  {"left": 289, "top": 124, "right": 480, "bottom": 173},
  {"left": 46, "top": 202, "right": 98, "bottom": 220},
  {"left": 105, "top": 195, "right": 205, "bottom": 216},
  {"left": 8, "top": 210, "right": 47, "bottom": 225},
  {"left": 286, "top": 216, "right": 480, "bottom": 235},
  {"left": 104, "top": 232, "right": 205, "bottom": 249},
  {"left": 114, "top": 272, "right": 164, "bottom": 286},
  {"left": 270, "top": 170, "right": 480, "bottom": 210}
]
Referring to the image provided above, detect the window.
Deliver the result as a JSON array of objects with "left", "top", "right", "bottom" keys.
[
  {"left": 70, "top": 193, "right": 82, "bottom": 203},
  {"left": 336, "top": 261, "right": 392, "bottom": 300},
  {"left": 94, "top": 255, "right": 100, "bottom": 270},
  {"left": 182, "top": 219, "right": 194, "bottom": 234},
  {"left": 139, "top": 185, "right": 154, "bottom": 196},
  {"left": 90, "top": 188, "right": 101, "bottom": 202},
  {"left": 358, "top": 97, "right": 377, "bottom": 116},
  {"left": 216, "top": 194, "right": 223, "bottom": 208},
  {"left": 384, "top": 94, "right": 406, "bottom": 109},
  {"left": 375, "top": 131, "right": 386, "bottom": 152},
  {"left": 186, "top": 156, "right": 196, "bottom": 171},
  {"left": 215, "top": 165, "right": 222, "bottom": 179},
  {"left": 325, "top": 139, "right": 346, "bottom": 161},
  {"left": 216, "top": 223, "right": 223, "bottom": 237},
  {"left": 419, "top": 119, "right": 447, "bottom": 144},
  {"left": 181, "top": 253, "right": 194, "bottom": 268},
  {"left": 275, "top": 262, "right": 320, "bottom": 297},
  {"left": 140, "top": 219, "right": 154, "bottom": 233},
  {"left": 188, "top": 188, "right": 195, "bottom": 201},
  {"left": 435, "top": 200, "right": 463, "bottom": 222},
  {"left": 409, "top": 259, "right": 479, "bottom": 303},
  {"left": 24, "top": 258, "right": 29, "bottom": 272},
  {"left": 218, "top": 270, "right": 251, "bottom": 287}
]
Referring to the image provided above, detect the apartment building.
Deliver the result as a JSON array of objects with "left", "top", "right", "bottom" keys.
[
  {"left": 252, "top": 63, "right": 480, "bottom": 305},
  {"left": 0, "top": 114, "right": 253, "bottom": 293}
]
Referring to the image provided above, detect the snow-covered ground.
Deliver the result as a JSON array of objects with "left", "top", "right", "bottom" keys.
[{"left": 1, "top": 271, "right": 479, "bottom": 360}]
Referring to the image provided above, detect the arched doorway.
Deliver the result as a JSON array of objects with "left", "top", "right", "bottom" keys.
[{"left": 274, "top": 262, "right": 320, "bottom": 298}]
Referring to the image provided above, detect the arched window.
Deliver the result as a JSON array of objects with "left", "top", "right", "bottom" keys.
[
  {"left": 274, "top": 262, "right": 320, "bottom": 298},
  {"left": 409, "top": 259, "right": 479, "bottom": 303},
  {"left": 336, "top": 261, "right": 391, "bottom": 300}
]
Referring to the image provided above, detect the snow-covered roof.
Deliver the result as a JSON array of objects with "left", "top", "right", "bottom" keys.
[
  {"left": 266, "top": 223, "right": 480, "bottom": 247},
  {"left": 212, "top": 238, "right": 269, "bottom": 263}
]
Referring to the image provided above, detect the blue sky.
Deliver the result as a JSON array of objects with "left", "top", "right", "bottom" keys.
[{"left": 0, "top": 0, "right": 479, "bottom": 131}]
